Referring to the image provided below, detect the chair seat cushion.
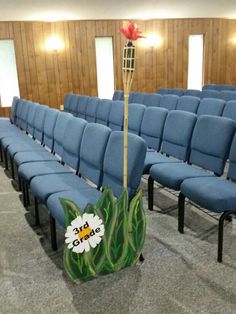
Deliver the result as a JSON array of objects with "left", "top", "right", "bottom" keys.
[
  {"left": 150, "top": 163, "right": 214, "bottom": 190},
  {"left": 30, "top": 173, "right": 93, "bottom": 202},
  {"left": 18, "top": 161, "right": 72, "bottom": 182},
  {"left": 7, "top": 141, "right": 45, "bottom": 157},
  {"left": 181, "top": 177, "right": 236, "bottom": 213},
  {"left": 1, "top": 134, "right": 33, "bottom": 148},
  {"left": 14, "top": 151, "right": 58, "bottom": 166},
  {"left": 143, "top": 151, "right": 181, "bottom": 174},
  {"left": 47, "top": 189, "right": 102, "bottom": 228}
]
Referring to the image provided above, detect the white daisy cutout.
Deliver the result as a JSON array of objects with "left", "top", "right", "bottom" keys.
[{"left": 65, "top": 213, "right": 104, "bottom": 254}]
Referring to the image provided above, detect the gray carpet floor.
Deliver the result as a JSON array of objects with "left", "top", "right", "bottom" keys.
[{"left": 0, "top": 165, "right": 236, "bottom": 314}]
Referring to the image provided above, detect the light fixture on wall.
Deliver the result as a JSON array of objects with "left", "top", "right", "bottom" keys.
[
  {"left": 45, "top": 35, "right": 64, "bottom": 52},
  {"left": 144, "top": 33, "right": 163, "bottom": 48}
]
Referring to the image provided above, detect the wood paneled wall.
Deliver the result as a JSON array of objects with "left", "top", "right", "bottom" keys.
[{"left": 0, "top": 18, "right": 236, "bottom": 111}]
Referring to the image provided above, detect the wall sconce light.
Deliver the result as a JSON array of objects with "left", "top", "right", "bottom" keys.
[
  {"left": 145, "top": 34, "right": 163, "bottom": 48},
  {"left": 45, "top": 35, "right": 64, "bottom": 52},
  {"left": 232, "top": 37, "right": 236, "bottom": 45}
]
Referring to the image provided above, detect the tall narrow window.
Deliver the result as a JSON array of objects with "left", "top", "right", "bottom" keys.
[
  {"left": 0, "top": 40, "right": 20, "bottom": 107},
  {"left": 187, "top": 35, "right": 204, "bottom": 90},
  {"left": 95, "top": 37, "right": 115, "bottom": 99}
]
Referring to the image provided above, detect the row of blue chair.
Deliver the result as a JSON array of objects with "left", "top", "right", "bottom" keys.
[
  {"left": 0, "top": 97, "right": 146, "bottom": 250},
  {"left": 65, "top": 93, "right": 236, "bottom": 124},
  {"left": 203, "top": 84, "right": 236, "bottom": 91}
]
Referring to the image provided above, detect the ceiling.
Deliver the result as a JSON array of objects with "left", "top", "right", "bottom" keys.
[{"left": 0, "top": 0, "right": 235, "bottom": 21}]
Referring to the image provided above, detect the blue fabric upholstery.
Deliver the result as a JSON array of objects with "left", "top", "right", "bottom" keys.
[
  {"left": 142, "top": 93, "right": 162, "bottom": 107},
  {"left": 129, "top": 92, "right": 145, "bottom": 104},
  {"left": 68, "top": 94, "right": 79, "bottom": 116},
  {"left": 10, "top": 96, "right": 19, "bottom": 124},
  {"left": 176, "top": 96, "right": 200, "bottom": 113},
  {"left": 228, "top": 134, "right": 236, "bottom": 181},
  {"left": 96, "top": 99, "right": 112, "bottom": 126},
  {"left": 202, "top": 84, "right": 218, "bottom": 91},
  {"left": 140, "top": 107, "right": 168, "bottom": 150},
  {"left": 26, "top": 102, "right": 39, "bottom": 136},
  {"left": 161, "top": 110, "right": 197, "bottom": 161},
  {"left": 15, "top": 99, "right": 24, "bottom": 127},
  {"left": 14, "top": 151, "right": 57, "bottom": 167},
  {"left": 33, "top": 105, "right": 49, "bottom": 142},
  {"left": 159, "top": 95, "right": 179, "bottom": 110},
  {"left": 62, "top": 117, "right": 87, "bottom": 170},
  {"left": 47, "top": 189, "right": 102, "bottom": 228},
  {"left": 220, "top": 91, "right": 236, "bottom": 101},
  {"left": 79, "top": 123, "right": 111, "bottom": 187},
  {"left": 77, "top": 95, "right": 89, "bottom": 119},
  {"left": 128, "top": 103, "right": 145, "bottom": 135},
  {"left": 7, "top": 140, "right": 45, "bottom": 158},
  {"left": 201, "top": 90, "right": 220, "bottom": 99},
  {"left": 222, "top": 101, "right": 236, "bottom": 122},
  {"left": 43, "top": 109, "right": 59, "bottom": 150},
  {"left": 189, "top": 115, "right": 235, "bottom": 175},
  {"left": 158, "top": 88, "right": 184, "bottom": 96},
  {"left": 184, "top": 90, "right": 201, "bottom": 97},
  {"left": 102, "top": 131, "right": 146, "bottom": 198},
  {"left": 112, "top": 90, "right": 124, "bottom": 101},
  {"left": 86, "top": 97, "right": 99, "bottom": 122},
  {"left": 197, "top": 98, "right": 225, "bottom": 116},
  {"left": 108, "top": 100, "right": 124, "bottom": 131},
  {"left": 18, "top": 100, "right": 30, "bottom": 130},
  {"left": 64, "top": 94, "right": 73, "bottom": 112},
  {"left": 143, "top": 151, "right": 181, "bottom": 174},
  {"left": 53, "top": 112, "right": 73, "bottom": 157}
]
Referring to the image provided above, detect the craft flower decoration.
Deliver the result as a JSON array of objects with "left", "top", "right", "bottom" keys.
[
  {"left": 65, "top": 213, "right": 104, "bottom": 253},
  {"left": 119, "top": 22, "right": 145, "bottom": 41}
]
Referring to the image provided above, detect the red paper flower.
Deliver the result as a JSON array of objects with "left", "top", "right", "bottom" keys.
[{"left": 119, "top": 22, "right": 145, "bottom": 41}]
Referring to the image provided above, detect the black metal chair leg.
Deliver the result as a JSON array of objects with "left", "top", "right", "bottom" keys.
[
  {"left": 26, "top": 183, "right": 30, "bottom": 206},
  {"left": 178, "top": 192, "right": 185, "bottom": 234},
  {"left": 34, "top": 197, "right": 40, "bottom": 226},
  {"left": 139, "top": 253, "right": 145, "bottom": 262},
  {"left": 50, "top": 214, "right": 57, "bottom": 251},
  {"left": 22, "top": 180, "right": 27, "bottom": 207},
  {"left": 10, "top": 157, "right": 15, "bottom": 179},
  {"left": 4, "top": 150, "right": 8, "bottom": 170},
  {"left": 218, "top": 211, "right": 232, "bottom": 263},
  {"left": 148, "top": 176, "right": 154, "bottom": 210},
  {"left": 17, "top": 171, "right": 22, "bottom": 191},
  {"left": 0, "top": 147, "right": 3, "bottom": 162}
]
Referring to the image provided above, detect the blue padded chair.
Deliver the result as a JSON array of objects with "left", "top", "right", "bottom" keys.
[
  {"left": 68, "top": 94, "right": 79, "bottom": 116},
  {"left": 129, "top": 92, "right": 146, "bottom": 104},
  {"left": 179, "top": 133, "right": 236, "bottom": 262},
  {"left": 26, "top": 102, "right": 39, "bottom": 136},
  {"left": 102, "top": 131, "right": 146, "bottom": 198},
  {"left": 144, "top": 111, "right": 197, "bottom": 174},
  {"left": 96, "top": 99, "right": 112, "bottom": 126},
  {"left": 197, "top": 98, "right": 225, "bottom": 116},
  {"left": 112, "top": 90, "right": 124, "bottom": 101},
  {"left": 15, "top": 99, "right": 24, "bottom": 128},
  {"left": 220, "top": 91, "right": 236, "bottom": 102},
  {"left": 77, "top": 95, "right": 89, "bottom": 119},
  {"left": 86, "top": 97, "right": 99, "bottom": 122},
  {"left": 202, "top": 84, "right": 218, "bottom": 91},
  {"left": 148, "top": 115, "right": 235, "bottom": 210},
  {"left": 176, "top": 96, "right": 200, "bottom": 113},
  {"left": 157, "top": 88, "right": 170, "bottom": 95},
  {"left": 128, "top": 103, "right": 145, "bottom": 135},
  {"left": 201, "top": 90, "right": 220, "bottom": 99},
  {"left": 64, "top": 94, "right": 73, "bottom": 113},
  {"left": 108, "top": 100, "right": 124, "bottom": 131},
  {"left": 30, "top": 123, "right": 111, "bottom": 206},
  {"left": 142, "top": 93, "right": 162, "bottom": 107},
  {"left": 0, "top": 96, "right": 20, "bottom": 127},
  {"left": 222, "top": 101, "right": 236, "bottom": 122},
  {"left": 158, "top": 88, "right": 184, "bottom": 96},
  {"left": 140, "top": 107, "right": 168, "bottom": 151},
  {"left": 159, "top": 95, "right": 179, "bottom": 110},
  {"left": 184, "top": 89, "right": 201, "bottom": 97},
  {"left": 42, "top": 109, "right": 59, "bottom": 151}
]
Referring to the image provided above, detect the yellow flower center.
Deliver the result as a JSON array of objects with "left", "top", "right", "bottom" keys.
[{"left": 78, "top": 227, "right": 92, "bottom": 240}]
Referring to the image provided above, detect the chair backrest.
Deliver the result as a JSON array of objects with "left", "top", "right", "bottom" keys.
[
  {"left": 26, "top": 102, "right": 39, "bottom": 135},
  {"left": 10, "top": 96, "right": 20, "bottom": 124},
  {"left": 128, "top": 103, "right": 145, "bottom": 135},
  {"left": 142, "top": 93, "right": 162, "bottom": 107},
  {"left": 129, "top": 92, "right": 145, "bottom": 104},
  {"left": 184, "top": 89, "right": 201, "bottom": 97},
  {"left": 96, "top": 99, "right": 112, "bottom": 126},
  {"left": 68, "top": 94, "right": 79, "bottom": 116},
  {"left": 228, "top": 134, "right": 236, "bottom": 181},
  {"left": 43, "top": 109, "right": 59, "bottom": 150},
  {"left": 112, "top": 90, "right": 124, "bottom": 101},
  {"left": 158, "top": 88, "right": 184, "bottom": 96},
  {"left": 220, "top": 91, "right": 236, "bottom": 101},
  {"left": 15, "top": 99, "right": 24, "bottom": 127},
  {"left": 202, "top": 84, "right": 218, "bottom": 91},
  {"left": 86, "top": 97, "right": 99, "bottom": 122},
  {"left": 222, "top": 101, "right": 236, "bottom": 122},
  {"left": 176, "top": 96, "right": 200, "bottom": 113},
  {"left": 189, "top": 115, "right": 235, "bottom": 175},
  {"left": 77, "top": 95, "right": 89, "bottom": 119},
  {"left": 161, "top": 110, "right": 197, "bottom": 161},
  {"left": 108, "top": 100, "right": 124, "bottom": 131},
  {"left": 19, "top": 100, "right": 30, "bottom": 131},
  {"left": 201, "top": 90, "right": 220, "bottom": 99},
  {"left": 102, "top": 131, "right": 146, "bottom": 198},
  {"left": 53, "top": 112, "right": 73, "bottom": 157},
  {"left": 140, "top": 107, "right": 168, "bottom": 151},
  {"left": 62, "top": 117, "right": 87, "bottom": 170},
  {"left": 159, "top": 95, "right": 179, "bottom": 110},
  {"left": 79, "top": 123, "right": 111, "bottom": 188},
  {"left": 33, "top": 105, "right": 49, "bottom": 143},
  {"left": 197, "top": 98, "right": 225, "bottom": 116},
  {"left": 64, "top": 94, "right": 73, "bottom": 112}
]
